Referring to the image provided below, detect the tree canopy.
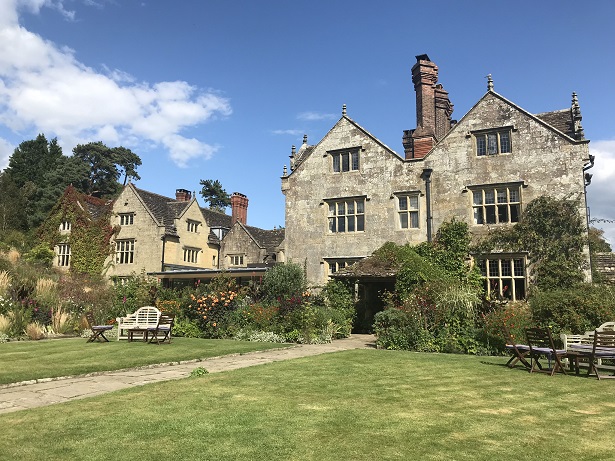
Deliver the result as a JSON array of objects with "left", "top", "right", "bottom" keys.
[{"left": 199, "top": 179, "right": 231, "bottom": 211}]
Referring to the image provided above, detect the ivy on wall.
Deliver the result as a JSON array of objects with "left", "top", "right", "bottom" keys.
[{"left": 38, "top": 185, "right": 118, "bottom": 275}]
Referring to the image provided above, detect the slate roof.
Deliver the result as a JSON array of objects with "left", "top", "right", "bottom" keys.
[
  {"left": 132, "top": 186, "right": 233, "bottom": 237},
  {"left": 595, "top": 253, "right": 615, "bottom": 285},
  {"left": 331, "top": 254, "right": 396, "bottom": 280},
  {"left": 80, "top": 194, "right": 113, "bottom": 220},
  {"left": 534, "top": 109, "right": 576, "bottom": 138},
  {"left": 243, "top": 225, "right": 285, "bottom": 252}
]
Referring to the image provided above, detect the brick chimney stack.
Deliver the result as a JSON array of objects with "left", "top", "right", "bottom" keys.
[
  {"left": 175, "top": 188, "right": 192, "bottom": 201},
  {"left": 231, "top": 192, "right": 248, "bottom": 225},
  {"left": 403, "top": 54, "right": 453, "bottom": 160}
]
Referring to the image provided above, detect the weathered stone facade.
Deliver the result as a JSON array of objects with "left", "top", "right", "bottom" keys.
[
  {"left": 282, "top": 55, "right": 592, "bottom": 292},
  {"left": 219, "top": 222, "right": 285, "bottom": 269},
  {"left": 106, "top": 185, "right": 229, "bottom": 278}
]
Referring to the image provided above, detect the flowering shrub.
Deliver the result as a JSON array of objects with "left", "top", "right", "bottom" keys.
[
  {"left": 481, "top": 301, "right": 532, "bottom": 350},
  {"left": 187, "top": 288, "right": 240, "bottom": 337}
]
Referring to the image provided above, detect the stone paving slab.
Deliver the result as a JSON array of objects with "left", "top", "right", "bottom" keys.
[{"left": 0, "top": 334, "right": 375, "bottom": 414}]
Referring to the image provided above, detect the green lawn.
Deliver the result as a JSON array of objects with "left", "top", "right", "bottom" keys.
[
  {"left": 1, "top": 349, "right": 615, "bottom": 460},
  {"left": 0, "top": 337, "right": 288, "bottom": 384}
]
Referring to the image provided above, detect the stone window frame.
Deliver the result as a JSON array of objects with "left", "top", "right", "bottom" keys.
[
  {"left": 186, "top": 219, "right": 200, "bottom": 233},
  {"left": 229, "top": 254, "right": 244, "bottom": 266},
  {"left": 474, "top": 253, "right": 527, "bottom": 301},
  {"left": 115, "top": 239, "right": 135, "bottom": 264},
  {"left": 56, "top": 243, "right": 71, "bottom": 267},
  {"left": 328, "top": 147, "right": 361, "bottom": 173},
  {"left": 324, "top": 257, "right": 361, "bottom": 276},
  {"left": 119, "top": 213, "right": 134, "bottom": 226},
  {"left": 183, "top": 247, "right": 200, "bottom": 264},
  {"left": 325, "top": 196, "right": 366, "bottom": 234},
  {"left": 471, "top": 126, "right": 514, "bottom": 157},
  {"left": 469, "top": 182, "right": 522, "bottom": 226},
  {"left": 393, "top": 190, "right": 421, "bottom": 230}
]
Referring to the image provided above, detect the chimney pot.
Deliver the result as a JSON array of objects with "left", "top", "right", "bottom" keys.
[{"left": 175, "top": 188, "right": 192, "bottom": 201}]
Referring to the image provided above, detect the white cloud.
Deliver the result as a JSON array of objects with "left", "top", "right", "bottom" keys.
[
  {"left": 587, "top": 139, "right": 615, "bottom": 247},
  {"left": 272, "top": 129, "right": 304, "bottom": 136},
  {"left": 0, "top": 1, "right": 232, "bottom": 167},
  {"left": 297, "top": 111, "right": 336, "bottom": 121}
]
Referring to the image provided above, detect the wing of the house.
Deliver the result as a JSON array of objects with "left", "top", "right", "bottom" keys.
[
  {"left": 39, "top": 185, "right": 113, "bottom": 272},
  {"left": 220, "top": 221, "right": 285, "bottom": 269},
  {"left": 107, "top": 185, "right": 229, "bottom": 278}
]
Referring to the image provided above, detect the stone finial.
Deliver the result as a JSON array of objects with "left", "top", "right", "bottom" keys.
[
  {"left": 572, "top": 92, "right": 581, "bottom": 119},
  {"left": 289, "top": 145, "right": 296, "bottom": 170},
  {"left": 342, "top": 104, "right": 347, "bottom": 116},
  {"left": 291, "top": 145, "right": 296, "bottom": 155},
  {"left": 282, "top": 165, "right": 288, "bottom": 177},
  {"left": 486, "top": 74, "right": 494, "bottom": 91},
  {"left": 571, "top": 92, "right": 585, "bottom": 140},
  {"left": 303, "top": 134, "right": 308, "bottom": 145}
]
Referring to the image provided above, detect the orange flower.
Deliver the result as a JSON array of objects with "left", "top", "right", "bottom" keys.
[{"left": 212, "top": 322, "right": 217, "bottom": 327}]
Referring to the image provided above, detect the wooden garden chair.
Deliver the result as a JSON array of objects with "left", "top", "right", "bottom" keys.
[
  {"left": 525, "top": 327, "right": 569, "bottom": 376},
  {"left": 586, "top": 330, "right": 615, "bottom": 380},
  {"left": 503, "top": 324, "right": 531, "bottom": 369},
  {"left": 85, "top": 311, "right": 114, "bottom": 343},
  {"left": 148, "top": 313, "right": 175, "bottom": 345}
]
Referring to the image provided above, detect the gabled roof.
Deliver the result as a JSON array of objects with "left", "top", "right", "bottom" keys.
[
  {"left": 230, "top": 222, "right": 285, "bottom": 253},
  {"left": 288, "top": 114, "right": 402, "bottom": 174},
  {"left": 80, "top": 192, "right": 113, "bottom": 220},
  {"left": 534, "top": 109, "right": 576, "bottom": 138},
  {"left": 130, "top": 185, "right": 233, "bottom": 237},
  {"left": 244, "top": 224, "right": 285, "bottom": 252}
]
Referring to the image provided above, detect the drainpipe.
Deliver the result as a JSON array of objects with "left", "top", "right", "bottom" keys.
[
  {"left": 421, "top": 168, "right": 433, "bottom": 242},
  {"left": 160, "top": 235, "right": 166, "bottom": 271},
  {"left": 583, "top": 154, "right": 595, "bottom": 282}
]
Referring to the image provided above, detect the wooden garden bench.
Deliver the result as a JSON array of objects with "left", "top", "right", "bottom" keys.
[{"left": 116, "top": 306, "right": 161, "bottom": 341}]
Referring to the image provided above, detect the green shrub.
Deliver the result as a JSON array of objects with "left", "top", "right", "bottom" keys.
[
  {"left": 172, "top": 317, "right": 203, "bottom": 338},
  {"left": 261, "top": 262, "right": 306, "bottom": 301},
  {"left": 529, "top": 284, "right": 615, "bottom": 335}
]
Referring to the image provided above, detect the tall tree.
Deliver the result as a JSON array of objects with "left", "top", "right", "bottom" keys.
[
  {"left": 113, "top": 146, "right": 142, "bottom": 186},
  {"left": 199, "top": 179, "right": 231, "bottom": 212},
  {"left": 71, "top": 142, "right": 141, "bottom": 197},
  {"left": 4, "top": 134, "right": 63, "bottom": 189}
]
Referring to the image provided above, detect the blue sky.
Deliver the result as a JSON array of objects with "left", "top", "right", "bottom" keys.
[{"left": 1, "top": 0, "right": 614, "bottom": 244}]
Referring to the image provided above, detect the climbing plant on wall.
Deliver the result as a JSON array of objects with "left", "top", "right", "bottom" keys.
[{"left": 38, "top": 186, "right": 117, "bottom": 276}]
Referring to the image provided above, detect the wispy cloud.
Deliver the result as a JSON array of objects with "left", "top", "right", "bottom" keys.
[
  {"left": 587, "top": 139, "right": 615, "bottom": 246},
  {"left": 297, "top": 111, "right": 336, "bottom": 122},
  {"left": 0, "top": 0, "right": 231, "bottom": 168},
  {"left": 272, "top": 129, "right": 304, "bottom": 136}
]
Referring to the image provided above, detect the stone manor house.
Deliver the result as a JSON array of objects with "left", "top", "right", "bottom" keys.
[
  {"left": 281, "top": 54, "right": 592, "bottom": 300},
  {"left": 49, "top": 54, "right": 592, "bottom": 298}
]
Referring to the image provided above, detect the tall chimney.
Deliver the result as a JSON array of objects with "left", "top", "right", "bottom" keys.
[
  {"left": 231, "top": 192, "right": 248, "bottom": 225},
  {"left": 403, "top": 54, "right": 453, "bottom": 160},
  {"left": 175, "top": 188, "right": 192, "bottom": 201}
]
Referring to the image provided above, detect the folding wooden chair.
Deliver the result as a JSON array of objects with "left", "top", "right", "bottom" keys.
[
  {"left": 502, "top": 324, "right": 531, "bottom": 369},
  {"left": 148, "top": 313, "right": 175, "bottom": 345},
  {"left": 85, "top": 311, "right": 114, "bottom": 343},
  {"left": 586, "top": 330, "right": 615, "bottom": 380},
  {"left": 525, "top": 327, "right": 569, "bottom": 376}
]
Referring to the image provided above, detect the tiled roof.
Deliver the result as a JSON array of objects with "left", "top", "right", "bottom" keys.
[
  {"left": 201, "top": 207, "right": 233, "bottom": 228},
  {"left": 132, "top": 186, "right": 234, "bottom": 237},
  {"left": 595, "top": 252, "right": 615, "bottom": 285},
  {"left": 534, "top": 109, "right": 575, "bottom": 138},
  {"left": 81, "top": 194, "right": 113, "bottom": 220},
  {"left": 243, "top": 225, "right": 285, "bottom": 252}
]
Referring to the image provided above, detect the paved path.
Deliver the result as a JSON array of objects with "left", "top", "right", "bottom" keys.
[{"left": 0, "top": 334, "right": 376, "bottom": 414}]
